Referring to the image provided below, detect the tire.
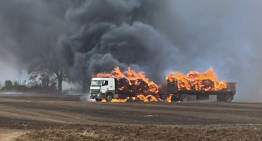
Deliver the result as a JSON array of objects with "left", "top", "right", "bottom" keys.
[
  {"left": 160, "top": 94, "right": 168, "bottom": 101},
  {"left": 106, "top": 93, "right": 113, "bottom": 102},
  {"left": 95, "top": 98, "right": 102, "bottom": 102},
  {"left": 147, "top": 97, "right": 152, "bottom": 102},
  {"left": 171, "top": 95, "right": 177, "bottom": 102},
  {"left": 179, "top": 94, "right": 188, "bottom": 102},
  {"left": 196, "top": 95, "right": 199, "bottom": 100},
  {"left": 223, "top": 94, "right": 233, "bottom": 102},
  {"left": 127, "top": 97, "right": 134, "bottom": 102}
]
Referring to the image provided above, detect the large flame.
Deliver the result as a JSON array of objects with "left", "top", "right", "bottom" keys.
[
  {"left": 96, "top": 67, "right": 160, "bottom": 102},
  {"left": 166, "top": 67, "right": 227, "bottom": 91},
  {"left": 101, "top": 97, "right": 136, "bottom": 103},
  {"left": 97, "top": 67, "right": 158, "bottom": 93},
  {"left": 167, "top": 94, "right": 173, "bottom": 103},
  {"left": 136, "top": 94, "right": 160, "bottom": 102}
]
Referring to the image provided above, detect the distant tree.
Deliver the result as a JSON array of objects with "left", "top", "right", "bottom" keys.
[
  {"left": 5, "top": 80, "right": 13, "bottom": 88},
  {"left": 28, "top": 50, "right": 69, "bottom": 93},
  {"left": 13, "top": 80, "right": 20, "bottom": 86},
  {"left": 40, "top": 74, "right": 50, "bottom": 87},
  {"left": 1, "top": 80, "right": 14, "bottom": 91}
]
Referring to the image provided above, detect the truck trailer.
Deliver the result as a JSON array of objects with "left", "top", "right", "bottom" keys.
[
  {"left": 158, "top": 80, "right": 236, "bottom": 102},
  {"left": 90, "top": 77, "right": 236, "bottom": 102}
]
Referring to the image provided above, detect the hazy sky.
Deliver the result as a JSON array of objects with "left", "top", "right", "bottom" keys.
[{"left": 0, "top": 60, "right": 28, "bottom": 82}]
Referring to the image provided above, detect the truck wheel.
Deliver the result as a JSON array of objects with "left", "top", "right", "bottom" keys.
[
  {"left": 223, "top": 94, "right": 233, "bottom": 102},
  {"left": 160, "top": 95, "right": 167, "bottom": 101},
  {"left": 127, "top": 97, "right": 134, "bottom": 102},
  {"left": 106, "top": 93, "right": 113, "bottom": 102},
  {"left": 179, "top": 94, "right": 188, "bottom": 102},
  {"left": 147, "top": 97, "right": 152, "bottom": 102},
  {"left": 171, "top": 95, "right": 177, "bottom": 102},
  {"left": 95, "top": 98, "right": 102, "bottom": 102}
]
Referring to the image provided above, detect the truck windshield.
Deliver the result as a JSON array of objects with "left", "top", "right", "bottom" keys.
[{"left": 91, "top": 80, "right": 102, "bottom": 87}]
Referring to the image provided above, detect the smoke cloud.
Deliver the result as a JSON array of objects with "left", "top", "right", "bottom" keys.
[
  {"left": 150, "top": 0, "right": 262, "bottom": 101},
  {"left": 0, "top": 0, "right": 261, "bottom": 101}
]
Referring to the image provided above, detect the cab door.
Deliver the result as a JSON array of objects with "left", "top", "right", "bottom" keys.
[
  {"left": 108, "top": 78, "right": 115, "bottom": 91},
  {"left": 101, "top": 79, "right": 109, "bottom": 93}
]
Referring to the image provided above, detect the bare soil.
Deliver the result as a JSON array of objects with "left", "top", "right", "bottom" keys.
[
  {"left": 0, "top": 129, "right": 27, "bottom": 141},
  {"left": 0, "top": 95, "right": 262, "bottom": 140}
]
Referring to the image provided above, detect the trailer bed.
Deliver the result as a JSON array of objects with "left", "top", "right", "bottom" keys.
[{"left": 158, "top": 81, "right": 236, "bottom": 102}]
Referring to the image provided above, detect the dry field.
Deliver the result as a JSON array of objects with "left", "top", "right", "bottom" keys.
[{"left": 0, "top": 95, "right": 261, "bottom": 141}]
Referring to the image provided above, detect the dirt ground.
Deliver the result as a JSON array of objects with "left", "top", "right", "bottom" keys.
[{"left": 0, "top": 95, "right": 262, "bottom": 141}]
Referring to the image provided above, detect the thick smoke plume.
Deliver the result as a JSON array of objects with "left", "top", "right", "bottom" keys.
[
  {"left": 60, "top": 0, "right": 179, "bottom": 90},
  {"left": 0, "top": 0, "right": 261, "bottom": 101}
]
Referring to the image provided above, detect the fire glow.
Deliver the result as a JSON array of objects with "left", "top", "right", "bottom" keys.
[
  {"left": 166, "top": 67, "right": 227, "bottom": 91},
  {"left": 96, "top": 67, "right": 227, "bottom": 103},
  {"left": 97, "top": 67, "right": 158, "bottom": 93}
]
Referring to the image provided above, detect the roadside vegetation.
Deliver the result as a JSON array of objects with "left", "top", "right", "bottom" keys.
[{"left": 0, "top": 74, "right": 58, "bottom": 94}]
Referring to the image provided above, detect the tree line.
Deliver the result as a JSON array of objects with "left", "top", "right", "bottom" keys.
[
  {"left": 25, "top": 49, "right": 88, "bottom": 94},
  {"left": 0, "top": 74, "right": 58, "bottom": 94}
]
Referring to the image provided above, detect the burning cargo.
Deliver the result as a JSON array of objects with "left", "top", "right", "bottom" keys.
[
  {"left": 158, "top": 81, "right": 236, "bottom": 102},
  {"left": 159, "top": 68, "right": 236, "bottom": 102},
  {"left": 166, "top": 68, "right": 227, "bottom": 91},
  {"left": 90, "top": 67, "right": 236, "bottom": 102}
]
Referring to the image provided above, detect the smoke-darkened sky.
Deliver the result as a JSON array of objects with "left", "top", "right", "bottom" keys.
[{"left": 0, "top": 0, "right": 261, "bottom": 101}]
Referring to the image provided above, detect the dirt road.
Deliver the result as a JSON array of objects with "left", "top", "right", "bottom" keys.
[{"left": 0, "top": 95, "right": 261, "bottom": 140}]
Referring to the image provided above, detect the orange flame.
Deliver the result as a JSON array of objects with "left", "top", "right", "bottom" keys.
[
  {"left": 167, "top": 94, "right": 173, "bottom": 103},
  {"left": 137, "top": 94, "right": 146, "bottom": 101},
  {"left": 101, "top": 97, "right": 141, "bottom": 103},
  {"left": 101, "top": 98, "right": 130, "bottom": 103},
  {"left": 96, "top": 67, "right": 158, "bottom": 93},
  {"left": 97, "top": 67, "right": 227, "bottom": 103},
  {"left": 166, "top": 67, "right": 227, "bottom": 91},
  {"left": 136, "top": 94, "right": 159, "bottom": 102}
]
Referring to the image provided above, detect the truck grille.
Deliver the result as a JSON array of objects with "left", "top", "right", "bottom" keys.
[{"left": 91, "top": 89, "right": 99, "bottom": 94}]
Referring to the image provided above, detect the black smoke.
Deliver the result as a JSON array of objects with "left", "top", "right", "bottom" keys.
[
  {"left": 0, "top": 0, "right": 70, "bottom": 66},
  {"left": 60, "top": 0, "right": 179, "bottom": 88},
  {"left": 0, "top": 0, "right": 262, "bottom": 101}
]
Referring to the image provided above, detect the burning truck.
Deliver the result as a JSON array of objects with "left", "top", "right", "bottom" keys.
[
  {"left": 90, "top": 67, "right": 159, "bottom": 102},
  {"left": 90, "top": 67, "right": 236, "bottom": 102}
]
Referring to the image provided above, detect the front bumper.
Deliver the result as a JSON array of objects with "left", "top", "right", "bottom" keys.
[{"left": 90, "top": 93, "right": 105, "bottom": 99}]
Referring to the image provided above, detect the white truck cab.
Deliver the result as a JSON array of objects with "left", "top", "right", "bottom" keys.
[{"left": 90, "top": 78, "right": 116, "bottom": 101}]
